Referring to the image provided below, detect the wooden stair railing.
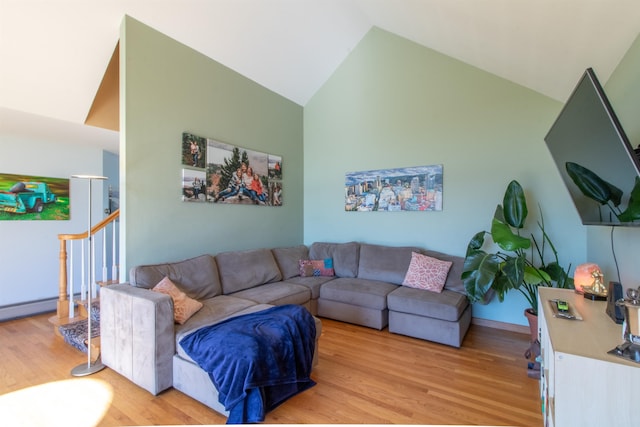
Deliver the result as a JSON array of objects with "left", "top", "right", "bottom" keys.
[{"left": 52, "top": 209, "right": 120, "bottom": 325}]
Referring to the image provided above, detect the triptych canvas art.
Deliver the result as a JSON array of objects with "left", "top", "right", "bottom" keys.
[{"left": 181, "top": 132, "right": 283, "bottom": 206}]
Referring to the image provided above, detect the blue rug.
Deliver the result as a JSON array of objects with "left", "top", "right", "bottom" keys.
[
  {"left": 58, "top": 301, "right": 101, "bottom": 353},
  {"left": 59, "top": 319, "right": 100, "bottom": 353}
]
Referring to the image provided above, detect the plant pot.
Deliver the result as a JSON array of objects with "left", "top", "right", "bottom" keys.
[{"left": 524, "top": 308, "right": 538, "bottom": 342}]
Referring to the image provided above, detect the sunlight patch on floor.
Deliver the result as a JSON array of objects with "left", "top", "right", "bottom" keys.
[{"left": 0, "top": 378, "right": 113, "bottom": 426}]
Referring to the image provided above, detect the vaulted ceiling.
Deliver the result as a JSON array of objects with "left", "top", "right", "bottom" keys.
[{"left": 1, "top": 0, "right": 640, "bottom": 154}]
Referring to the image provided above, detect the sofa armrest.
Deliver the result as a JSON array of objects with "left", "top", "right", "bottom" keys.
[{"left": 100, "top": 283, "right": 175, "bottom": 395}]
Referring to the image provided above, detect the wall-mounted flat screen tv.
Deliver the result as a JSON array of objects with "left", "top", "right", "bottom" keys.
[{"left": 544, "top": 67, "right": 640, "bottom": 226}]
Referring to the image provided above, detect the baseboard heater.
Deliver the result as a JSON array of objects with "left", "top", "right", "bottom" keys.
[{"left": 0, "top": 297, "right": 57, "bottom": 322}]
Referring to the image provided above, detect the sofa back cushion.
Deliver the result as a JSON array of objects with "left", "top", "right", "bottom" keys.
[
  {"left": 309, "top": 242, "right": 359, "bottom": 278},
  {"left": 129, "top": 254, "right": 221, "bottom": 300},
  {"left": 271, "top": 245, "right": 309, "bottom": 279},
  {"left": 216, "top": 248, "right": 283, "bottom": 294},
  {"left": 358, "top": 243, "right": 422, "bottom": 285}
]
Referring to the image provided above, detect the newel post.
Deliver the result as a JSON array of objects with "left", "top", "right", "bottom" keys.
[{"left": 57, "top": 237, "right": 69, "bottom": 319}]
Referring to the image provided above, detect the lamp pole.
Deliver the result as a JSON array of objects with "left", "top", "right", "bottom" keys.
[{"left": 71, "top": 174, "right": 107, "bottom": 377}]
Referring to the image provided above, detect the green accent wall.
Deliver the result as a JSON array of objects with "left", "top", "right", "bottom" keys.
[
  {"left": 120, "top": 16, "right": 303, "bottom": 274},
  {"left": 303, "top": 28, "right": 586, "bottom": 325},
  {"left": 118, "top": 18, "right": 638, "bottom": 326}
]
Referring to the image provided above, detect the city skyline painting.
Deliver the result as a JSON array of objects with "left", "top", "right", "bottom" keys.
[{"left": 345, "top": 165, "right": 443, "bottom": 212}]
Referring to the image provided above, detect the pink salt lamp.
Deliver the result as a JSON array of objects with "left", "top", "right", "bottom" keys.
[{"left": 574, "top": 263, "right": 601, "bottom": 294}]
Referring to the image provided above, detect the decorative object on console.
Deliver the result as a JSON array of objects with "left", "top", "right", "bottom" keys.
[
  {"left": 573, "top": 263, "right": 602, "bottom": 294},
  {"left": 572, "top": 260, "right": 608, "bottom": 301},
  {"left": 581, "top": 267, "right": 608, "bottom": 301},
  {"left": 606, "top": 281, "right": 625, "bottom": 324},
  {"left": 611, "top": 287, "right": 640, "bottom": 363},
  {"left": 70, "top": 174, "right": 107, "bottom": 377}
]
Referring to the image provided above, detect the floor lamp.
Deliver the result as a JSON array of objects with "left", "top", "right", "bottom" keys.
[{"left": 71, "top": 174, "right": 107, "bottom": 377}]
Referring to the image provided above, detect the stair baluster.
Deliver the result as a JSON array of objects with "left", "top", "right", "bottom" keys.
[
  {"left": 51, "top": 209, "right": 119, "bottom": 328},
  {"left": 69, "top": 241, "right": 74, "bottom": 319}
]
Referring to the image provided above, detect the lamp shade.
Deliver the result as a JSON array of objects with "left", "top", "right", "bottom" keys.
[{"left": 574, "top": 263, "right": 601, "bottom": 293}]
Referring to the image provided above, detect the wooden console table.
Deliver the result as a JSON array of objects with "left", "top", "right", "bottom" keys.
[{"left": 538, "top": 287, "right": 640, "bottom": 427}]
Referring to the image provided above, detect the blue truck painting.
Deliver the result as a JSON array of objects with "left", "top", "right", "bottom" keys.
[{"left": 0, "top": 181, "right": 57, "bottom": 214}]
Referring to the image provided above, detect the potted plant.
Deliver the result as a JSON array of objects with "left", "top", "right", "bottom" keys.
[{"left": 461, "top": 180, "right": 574, "bottom": 341}]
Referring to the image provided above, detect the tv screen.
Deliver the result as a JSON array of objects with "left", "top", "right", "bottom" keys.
[{"left": 544, "top": 68, "right": 640, "bottom": 226}]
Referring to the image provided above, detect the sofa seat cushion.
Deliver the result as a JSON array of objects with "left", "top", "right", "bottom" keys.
[
  {"left": 319, "top": 278, "right": 397, "bottom": 310},
  {"left": 216, "top": 248, "right": 282, "bottom": 294},
  {"left": 387, "top": 286, "right": 469, "bottom": 322},
  {"left": 175, "top": 303, "right": 273, "bottom": 362},
  {"left": 358, "top": 243, "right": 422, "bottom": 285},
  {"left": 229, "top": 282, "right": 310, "bottom": 306},
  {"left": 129, "top": 254, "right": 221, "bottom": 300},
  {"left": 283, "top": 276, "right": 335, "bottom": 299},
  {"left": 175, "top": 295, "right": 258, "bottom": 341}
]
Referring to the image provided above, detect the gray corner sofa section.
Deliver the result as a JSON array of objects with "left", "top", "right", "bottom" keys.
[
  {"left": 100, "top": 247, "right": 321, "bottom": 416},
  {"left": 312, "top": 242, "right": 471, "bottom": 347},
  {"left": 100, "top": 241, "right": 470, "bottom": 416}
]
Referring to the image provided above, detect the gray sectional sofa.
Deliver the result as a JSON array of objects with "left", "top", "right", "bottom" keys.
[{"left": 100, "top": 241, "right": 470, "bottom": 417}]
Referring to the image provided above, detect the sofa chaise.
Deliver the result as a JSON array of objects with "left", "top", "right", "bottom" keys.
[{"left": 100, "top": 241, "right": 470, "bottom": 418}]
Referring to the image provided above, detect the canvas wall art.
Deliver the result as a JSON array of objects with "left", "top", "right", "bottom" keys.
[
  {"left": 0, "top": 173, "right": 70, "bottom": 220},
  {"left": 345, "top": 165, "right": 443, "bottom": 212},
  {"left": 181, "top": 169, "right": 207, "bottom": 203},
  {"left": 181, "top": 132, "right": 282, "bottom": 206}
]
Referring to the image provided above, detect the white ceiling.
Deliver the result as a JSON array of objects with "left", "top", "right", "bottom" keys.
[{"left": 1, "top": 0, "right": 640, "bottom": 154}]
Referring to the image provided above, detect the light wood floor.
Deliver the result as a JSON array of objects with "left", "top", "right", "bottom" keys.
[{"left": 0, "top": 313, "right": 542, "bottom": 426}]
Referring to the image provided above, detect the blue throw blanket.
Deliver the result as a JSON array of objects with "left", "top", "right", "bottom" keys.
[{"left": 179, "top": 304, "right": 316, "bottom": 424}]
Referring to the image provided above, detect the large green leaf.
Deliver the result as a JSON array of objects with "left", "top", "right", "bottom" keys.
[
  {"left": 617, "top": 177, "right": 640, "bottom": 222},
  {"left": 542, "top": 262, "right": 574, "bottom": 289},
  {"left": 542, "top": 261, "right": 563, "bottom": 281},
  {"left": 501, "top": 255, "right": 525, "bottom": 290},
  {"left": 465, "top": 231, "right": 486, "bottom": 257},
  {"left": 523, "top": 265, "right": 551, "bottom": 285},
  {"left": 491, "top": 206, "right": 531, "bottom": 252},
  {"left": 493, "top": 273, "right": 519, "bottom": 302},
  {"left": 566, "top": 162, "right": 620, "bottom": 205},
  {"left": 462, "top": 250, "right": 500, "bottom": 303},
  {"left": 503, "top": 180, "right": 527, "bottom": 229},
  {"left": 608, "top": 182, "right": 624, "bottom": 207}
]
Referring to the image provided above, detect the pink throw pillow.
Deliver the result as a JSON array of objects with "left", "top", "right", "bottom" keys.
[
  {"left": 152, "top": 276, "right": 203, "bottom": 324},
  {"left": 402, "top": 252, "right": 452, "bottom": 293}
]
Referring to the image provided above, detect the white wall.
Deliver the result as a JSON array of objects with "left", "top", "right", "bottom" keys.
[{"left": 0, "top": 136, "right": 106, "bottom": 316}]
